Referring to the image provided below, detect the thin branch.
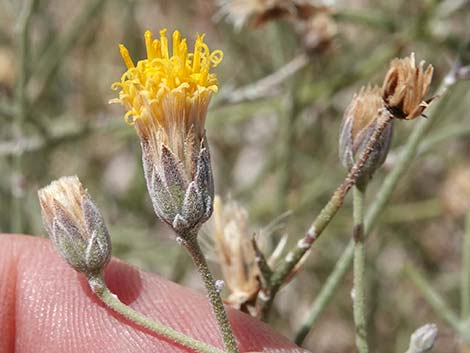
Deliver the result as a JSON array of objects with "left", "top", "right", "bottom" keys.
[
  {"left": 352, "top": 186, "right": 368, "bottom": 353},
  {"left": 213, "top": 53, "right": 309, "bottom": 107},
  {"left": 29, "top": 0, "right": 108, "bottom": 105},
  {"left": 258, "top": 110, "right": 394, "bottom": 318},
  {"left": 293, "top": 65, "right": 466, "bottom": 344},
  {"left": 405, "top": 265, "right": 462, "bottom": 335},
  {"left": 462, "top": 211, "right": 470, "bottom": 319},
  {"left": 11, "top": 0, "right": 38, "bottom": 232}
]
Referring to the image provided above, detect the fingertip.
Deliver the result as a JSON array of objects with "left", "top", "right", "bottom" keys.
[{"left": 0, "top": 234, "right": 309, "bottom": 353}]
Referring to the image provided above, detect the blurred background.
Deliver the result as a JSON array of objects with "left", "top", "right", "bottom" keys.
[{"left": 0, "top": 0, "right": 469, "bottom": 352}]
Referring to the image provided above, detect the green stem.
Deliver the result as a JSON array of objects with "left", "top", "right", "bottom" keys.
[
  {"left": 31, "top": 0, "right": 108, "bottom": 105},
  {"left": 353, "top": 186, "right": 368, "bottom": 353},
  {"left": 294, "top": 239, "right": 353, "bottom": 344},
  {"left": 88, "top": 274, "right": 225, "bottom": 353},
  {"left": 12, "top": 0, "right": 37, "bottom": 232},
  {"left": 260, "top": 110, "right": 393, "bottom": 318},
  {"left": 184, "top": 236, "right": 239, "bottom": 353},
  {"left": 462, "top": 211, "right": 470, "bottom": 319},
  {"left": 276, "top": 84, "right": 299, "bottom": 216},
  {"left": 294, "top": 73, "right": 458, "bottom": 345},
  {"left": 405, "top": 265, "right": 462, "bottom": 334}
]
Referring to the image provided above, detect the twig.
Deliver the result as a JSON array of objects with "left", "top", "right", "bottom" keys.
[
  {"left": 89, "top": 274, "right": 225, "bottom": 353},
  {"left": 352, "top": 186, "right": 368, "bottom": 353},
  {"left": 0, "top": 118, "right": 120, "bottom": 156},
  {"left": 11, "top": 0, "right": 37, "bottom": 232},
  {"left": 334, "top": 9, "right": 395, "bottom": 31},
  {"left": 294, "top": 238, "right": 353, "bottom": 343},
  {"left": 276, "top": 79, "right": 301, "bottom": 216},
  {"left": 417, "top": 124, "right": 470, "bottom": 156},
  {"left": 213, "top": 53, "right": 309, "bottom": 107},
  {"left": 462, "top": 211, "right": 470, "bottom": 320},
  {"left": 293, "top": 66, "right": 465, "bottom": 344},
  {"left": 30, "top": 0, "right": 108, "bottom": 105},
  {"left": 405, "top": 265, "right": 463, "bottom": 335},
  {"left": 183, "top": 236, "right": 239, "bottom": 353},
  {"left": 258, "top": 110, "right": 394, "bottom": 318}
]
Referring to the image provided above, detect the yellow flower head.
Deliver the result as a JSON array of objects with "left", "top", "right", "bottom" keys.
[
  {"left": 111, "top": 30, "right": 222, "bottom": 234},
  {"left": 111, "top": 29, "right": 223, "bottom": 142}
]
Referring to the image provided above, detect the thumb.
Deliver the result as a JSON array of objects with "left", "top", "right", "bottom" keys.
[{"left": 0, "top": 234, "right": 309, "bottom": 353}]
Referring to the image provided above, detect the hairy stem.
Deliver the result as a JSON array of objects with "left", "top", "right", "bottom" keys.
[
  {"left": 88, "top": 274, "right": 225, "bottom": 353},
  {"left": 294, "top": 71, "right": 461, "bottom": 344},
  {"left": 184, "top": 236, "right": 239, "bottom": 353},
  {"left": 353, "top": 186, "right": 368, "bottom": 353},
  {"left": 260, "top": 110, "right": 393, "bottom": 318}
]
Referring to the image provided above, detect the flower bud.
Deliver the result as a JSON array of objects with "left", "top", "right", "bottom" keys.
[
  {"left": 408, "top": 323, "right": 438, "bottom": 353},
  {"left": 38, "top": 176, "right": 111, "bottom": 276},
  {"left": 111, "top": 30, "right": 222, "bottom": 237},
  {"left": 142, "top": 136, "right": 214, "bottom": 236},
  {"left": 382, "top": 53, "right": 434, "bottom": 120},
  {"left": 339, "top": 86, "right": 393, "bottom": 186}
]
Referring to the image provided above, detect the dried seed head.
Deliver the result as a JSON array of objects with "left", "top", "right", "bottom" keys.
[
  {"left": 339, "top": 86, "right": 393, "bottom": 185},
  {"left": 298, "top": 12, "right": 337, "bottom": 53},
  {"left": 217, "top": 0, "right": 332, "bottom": 30},
  {"left": 38, "top": 176, "right": 111, "bottom": 276},
  {"left": 382, "top": 53, "right": 434, "bottom": 120},
  {"left": 408, "top": 323, "right": 438, "bottom": 353},
  {"left": 213, "top": 196, "right": 261, "bottom": 309},
  {"left": 112, "top": 30, "right": 222, "bottom": 236}
]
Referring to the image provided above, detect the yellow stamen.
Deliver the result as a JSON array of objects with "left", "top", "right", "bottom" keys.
[
  {"left": 118, "top": 44, "right": 134, "bottom": 69},
  {"left": 144, "top": 30, "right": 156, "bottom": 59},
  {"left": 112, "top": 29, "right": 224, "bottom": 128},
  {"left": 160, "top": 29, "right": 169, "bottom": 60},
  {"left": 172, "top": 30, "right": 180, "bottom": 58}
]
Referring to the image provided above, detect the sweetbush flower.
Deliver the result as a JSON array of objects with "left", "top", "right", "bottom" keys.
[
  {"left": 217, "top": 0, "right": 331, "bottom": 29},
  {"left": 111, "top": 29, "right": 223, "bottom": 236},
  {"left": 38, "top": 176, "right": 111, "bottom": 276},
  {"left": 213, "top": 196, "right": 261, "bottom": 309},
  {"left": 216, "top": 0, "right": 336, "bottom": 53},
  {"left": 339, "top": 85, "right": 393, "bottom": 186},
  {"left": 211, "top": 196, "right": 294, "bottom": 313},
  {"left": 382, "top": 53, "right": 434, "bottom": 120}
]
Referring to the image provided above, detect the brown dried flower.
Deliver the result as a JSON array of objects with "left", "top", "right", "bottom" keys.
[
  {"left": 339, "top": 86, "right": 393, "bottom": 185},
  {"left": 38, "top": 176, "right": 111, "bottom": 276},
  {"left": 213, "top": 196, "right": 261, "bottom": 309},
  {"left": 217, "top": 0, "right": 332, "bottom": 30},
  {"left": 300, "top": 12, "right": 337, "bottom": 53},
  {"left": 382, "top": 53, "right": 434, "bottom": 120}
]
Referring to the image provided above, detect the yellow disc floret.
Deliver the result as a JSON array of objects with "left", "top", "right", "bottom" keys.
[{"left": 111, "top": 29, "right": 223, "bottom": 127}]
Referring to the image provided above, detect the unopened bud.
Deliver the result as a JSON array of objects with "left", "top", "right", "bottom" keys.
[
  {"left": 38, "top": 176, "right": 111, "bottom": 276},
  {"left": 142, "top": 138, "right": 214, "bottom": 237},
  {"left": 408, "top": 323, "right": 438, "bottom": 353},
  {"left": 339, "top": 85, "right": 393, "bottom": 186}
]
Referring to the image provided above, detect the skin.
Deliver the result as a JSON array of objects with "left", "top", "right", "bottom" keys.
[{"left": 0, "top": 234, "right": 309, "bottom": 353}]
